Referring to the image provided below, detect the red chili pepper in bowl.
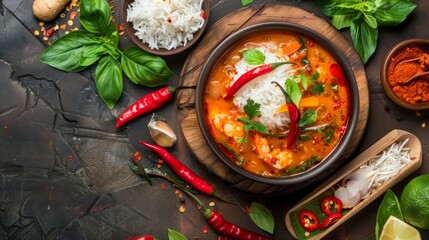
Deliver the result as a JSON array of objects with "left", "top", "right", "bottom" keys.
[
  {"left": 329, "top": 64, "right": 347, "bottom": 87},
  {"left": 319, "top": 212, "right": 343, "bottom": 230},
  {"left": 298, "top": 209, "right": 320, "bottom": 232},
  {"left": 139, "top": 141, "right": 228, "bottom": 202},
  {"left": 178, "top": 186, "right": 272, "bottom": 240},
  {"left": 271, "top": 81, "right": 300, "bottom": 148},
  {"left": 115, "top": 86, "right": 177, "bottom": 128},
  {"left": 223, "top": 62, "right": 295, "bottom": 100},
  {"left": 320, "top": 195, "right": 343, "bottom": 215}
]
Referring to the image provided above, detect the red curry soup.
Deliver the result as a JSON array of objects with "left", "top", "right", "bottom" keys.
[{"left": 203, "top": 31, "right": 351, "bottom": 177}]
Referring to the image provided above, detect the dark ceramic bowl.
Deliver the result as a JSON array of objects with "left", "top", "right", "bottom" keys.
[
  {"left": 380, "top": 39, "right": 429, "bottom": 110},
  {"left": 196, "top": 22, "right": 360, "bottom": 186},
  {"left": 121, "top": 0, "right": 209, "bottom": 56}
]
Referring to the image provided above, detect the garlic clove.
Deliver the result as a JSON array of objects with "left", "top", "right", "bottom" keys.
[{"left": 148, "top": 114, "right": 177, "bottom": 147}]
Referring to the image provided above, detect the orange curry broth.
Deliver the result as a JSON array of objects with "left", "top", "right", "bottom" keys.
[{"left": 203, "top": 31, "right": 351, "bottom": 177}]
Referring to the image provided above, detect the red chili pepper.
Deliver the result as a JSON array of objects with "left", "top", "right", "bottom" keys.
[
  {"left": 224, "top": 62, "right": 294, "bottom": 99},
  {"left": 319, "top": 213, "right": 343, "bottom": 230},
  {"left": 116, "top": 86, "right": 176, "bottom": 128},
  {"left": 44, "top": 26, "right": 56, "bottom": 38},
  {"left": 298, "top": 209, "right": 320, "bottom": 232},
  {"left": 272, "top": 82, "right": 300, "bottom": 148},
  {"left": 139, "top": 141, "right": 226, "bottom": 201},
  {"left": 320, "top": 196, "right": 343, "bottom": 215},
  {"left": 329, "top": 64, "right": 347, "bottom": 87},
  {"left": 201, "top": 10, "right": 207, "bottom": 19},
  {"left": 127, "top": 235, "right": 158, "bottom": 240},
  {"left": 179, "top": 186, "right": 272, "bottom": 240}
]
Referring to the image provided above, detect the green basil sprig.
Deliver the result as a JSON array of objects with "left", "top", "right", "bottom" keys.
[
  {"left": 38, "top": 0, "right": 173, "bottom": 109},
  {"left": 243, "top": 49, "right": 266, "bottom": 66},
  {"left": 249, "top": 202, "right": 275, "bottom": 234},
  {"left": 317, "top": 0, "right": 416, "bottom": 63}
]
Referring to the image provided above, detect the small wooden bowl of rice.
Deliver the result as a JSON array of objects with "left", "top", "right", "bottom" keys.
[{"left": 121, "top": 0, "right": 209, "bottom": 56}]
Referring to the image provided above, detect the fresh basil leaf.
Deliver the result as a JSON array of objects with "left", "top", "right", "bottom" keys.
[
  {"left": 242, "top": 0, "right": 253, "bottom": 6},
  {"left": 298, "top": 109, "right": 317, "bottom": 127},
  {"left": 285, "top": 78, "right": 302, "bottom": 107},
  {"left": 332, "top": 15, "right": 355, "bottom": 29},
  {"left": 372, "top": 0, "right": 416, "bottom": 26},
  {"left": 168, "top": 229, "right": 187, "bottom": 240},
  {"left": 317, "top": 0, "right": 344, "bottom": 17},
  {"left": 364, "top": 13, "right": 378, "bottom": 29},
  {"left": 300, "top": 72, "right": 308, "bottom": 90},
  {"left": 121, "top": 46, "right": 173, "bottom": 87},
  {"left": 249, "top": 202, "right": 275, "bottom": 234},
  {"left": 375, "top": 189, "right": 404, "bottom": 240},
  {"left": 105, "top": 21, "right": 119, "bottom": 45},
  {"left": 95, "top": 55, "right": 123, "bottom": 109},
  {"left": 311, "top": 82, "right": 324, "bottom": 95},
  {"left": 243, "top": 49, "right": 266, "bottom": 65},
  {"left": 350, "top": 18, "right": 378, "bottom": 63},
  {"left": 80, "top": 0, "right": 112, "bottom": 35},
  {"left": 39, "top": 30, "right": 98, "bottom": 72}
]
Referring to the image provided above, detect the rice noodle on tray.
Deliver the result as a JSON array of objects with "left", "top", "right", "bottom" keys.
[{"left": 126, "top": 0, "right": 205, "bottom": 50}]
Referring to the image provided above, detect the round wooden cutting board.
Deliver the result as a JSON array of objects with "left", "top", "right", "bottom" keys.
[{"left": 177, "top": 3, "right": 369, "bottom": 194}]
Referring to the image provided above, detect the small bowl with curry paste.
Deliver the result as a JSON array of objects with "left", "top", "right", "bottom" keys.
[
  {"left": 381, "top": 39, "right": 429, "bottom": 110},
  {"left": 195, "top": 22, "right": 360, "bottom": 193}
]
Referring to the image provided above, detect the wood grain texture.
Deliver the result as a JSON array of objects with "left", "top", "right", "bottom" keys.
[{"left": 177, "top": 3, "right": 369, "bottom": 194}]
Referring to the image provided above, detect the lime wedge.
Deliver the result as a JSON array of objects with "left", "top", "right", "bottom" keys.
[{"left": 380, "top": 216, "right": 421, "bottom": 240}]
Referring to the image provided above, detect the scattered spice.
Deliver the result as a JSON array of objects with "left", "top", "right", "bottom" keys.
[
  {"left": 209, "top": 202, "right": 215, "bottom": 207},
  {"left": 179, "top": 205, "right": 185, "bottom": 213},
  {"left": 161, "top": 183, "right": 165, "bottom": 190},
  {"left": 387, "top": 46, "right": 429, "bottom": 104},
  {"left": 34, "top": 30, "right": 40, "bottom": 36},
  {"left": 422, "top": 122, "right": 426, "bottom": 128},
  {"left": 203, "top": 225, "right": 208, "bottom": 234}
]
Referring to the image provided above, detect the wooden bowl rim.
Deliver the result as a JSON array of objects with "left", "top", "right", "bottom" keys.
[
  {"left": 380, "top": 38, "right": 429, "bottom": 110},
  {"left": 121, "top": 0, "right": 210, "bottom": 56}
]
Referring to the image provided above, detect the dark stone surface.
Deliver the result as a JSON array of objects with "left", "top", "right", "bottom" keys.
[{"left": 0, "top": 0, "right": 428, "bottom": 239}]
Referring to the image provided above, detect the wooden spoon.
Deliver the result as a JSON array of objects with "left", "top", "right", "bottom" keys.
[{"left": 398, "top": 67, "right": 429, "bottom": 84}]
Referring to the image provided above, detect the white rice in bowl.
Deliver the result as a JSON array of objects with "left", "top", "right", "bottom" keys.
[
  {"left": 233, "top": 47, "right": 296, "bottom": 130},
  {"left": 127, "top": 0, "right": 205, "bottom": 50}
]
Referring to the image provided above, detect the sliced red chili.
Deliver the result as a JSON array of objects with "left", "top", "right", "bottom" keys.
[
  {"left": 319, "top": 213, "right": 343, "bottom": 230},
  {"left": 298, "top": 209, "right": 320, "bottom": 232},
  {"left": 320, "top": 196, "right": 343, "bottom": 215}
]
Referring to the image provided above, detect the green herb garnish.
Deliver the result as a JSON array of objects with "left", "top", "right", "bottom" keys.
[
  {"left": 298, "top": 109, "right": 317, "bottom": 127},
  {"left": 237, "top": 99, "right": 268, "bottom": 134},
  {"left": 241, "top": 0, "right": 253, "bottom": 6},
  {"left": 300, "top": 71, "right": 324, "bottom": 95},
  {"left": 375, "top": 190, "right": 404, "bottom": 240},
  {"left": 243, "top": 49, "right": 266, "bottom": 65},
  {"left": 317, "top": 0, "right": 416, "bottom": 63},
  {"left": 285, "top": 78, "right": 302, "bottom": 107}
]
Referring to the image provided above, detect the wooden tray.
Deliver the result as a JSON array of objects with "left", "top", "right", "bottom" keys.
[
  {"left": 285, "top": 129, "right": 423, "bottom": 239},
  {"left": 177, "top": 3, "right": 369, "bottom": 194}
]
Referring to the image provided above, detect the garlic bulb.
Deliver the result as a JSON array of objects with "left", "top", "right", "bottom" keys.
[{"left": 148, "top": 114, "right": 177, "bottom": 147}]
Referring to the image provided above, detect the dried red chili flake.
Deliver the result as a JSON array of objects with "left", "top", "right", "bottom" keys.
[
  {"left": 201, "top": 10, "right": 207, "bottom": 19},
  {"left": 44, "top": 26, "right": 56, "bottom": 38},
  {"left": 202, "top": 225, "right": 208, "bottom": 234},
  {"left": 70, "top": 11, "right": 78, "bottom": 20},
  {"left": 166, "top": 16, "right": 172, "bottom": 23},
  {"left": 161, "top": 183, "right": 165, "bottom": 190},
  {"left": 131, "top": 151, "right": 142, "bottom": 165},
  {"left": 69, "top": 154, "right": 73, "bottom": 161}
]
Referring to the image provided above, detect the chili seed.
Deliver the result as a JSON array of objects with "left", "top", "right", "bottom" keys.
[
  {"left": 179, "top": 205, "right": 185, "bottom": 213},
  {"left": 175, "top": 190, "right": 179, "bottom": 195},
  {"left": 34, "top": 30, "right": 40, "bottom": 36},
  {"left": 209, "top": 202, "right": 215, "bottom": 207},
  {"left": 60, "top": 13, "right": 66, "bottom": 18},
  {"left": 67, "top": 20, "right": 73, "bottom": 26},
  {"left": 422, "top": 122, "right": 426, "bottom": 128},
  {"left": 304, "top": 232, "right": 310, "bottom": 237}
]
